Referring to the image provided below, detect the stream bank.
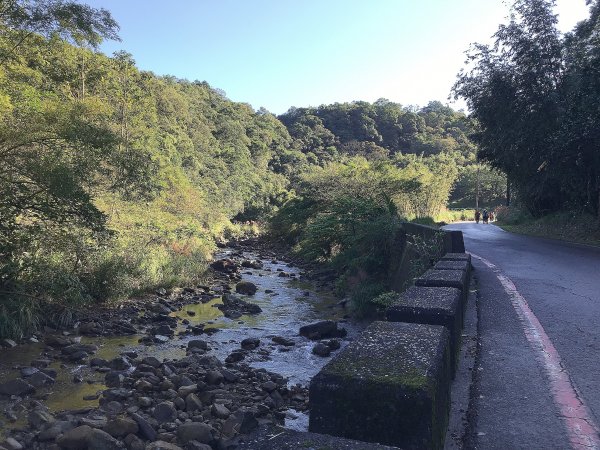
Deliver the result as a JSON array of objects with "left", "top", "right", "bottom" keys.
[{"left": 0, "top": 239, "right": 365, "bottom": 449}]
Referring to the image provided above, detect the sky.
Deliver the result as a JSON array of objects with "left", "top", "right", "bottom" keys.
[{"left": 85, "top": 0, "right": 591, "bottom": 114}]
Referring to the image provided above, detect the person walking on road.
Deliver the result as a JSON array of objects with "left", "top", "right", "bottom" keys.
[
  {"left": 483, "top": 209, "right": 489, "bottom": 224},
  {"left": 475, "top": 210, "right": 481, "bottom": 224}
]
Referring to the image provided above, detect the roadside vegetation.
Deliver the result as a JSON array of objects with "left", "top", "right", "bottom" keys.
[{"left": 453, "top": 0, "right": 600, "bottom": 226}]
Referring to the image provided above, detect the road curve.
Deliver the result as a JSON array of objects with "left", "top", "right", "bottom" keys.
[{"left": 445, "top": 222, "right": 600, "bottom": 449}]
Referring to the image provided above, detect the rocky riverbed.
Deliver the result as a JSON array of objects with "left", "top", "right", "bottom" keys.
[{"left": 0, "top": 240, "right": 364, "bottom": 449}]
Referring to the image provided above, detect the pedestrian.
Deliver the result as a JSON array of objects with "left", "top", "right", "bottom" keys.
[
  {"left": 489, "top": 211, "right": 495, "bottom": 222},
  {"left": 483, "top": 209, "right": 489, "bottom": 224},
  {"left": 475, "top": 210, "right": 481, "bottom": 224}
]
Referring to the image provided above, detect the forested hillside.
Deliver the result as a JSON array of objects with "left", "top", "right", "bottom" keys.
[{"left": 0, "top": 0, "right": 489, "bottom": 337}]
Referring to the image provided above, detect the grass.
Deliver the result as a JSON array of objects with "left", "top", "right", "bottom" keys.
[{"left": 496, "top": 209, "right": 600, "bottom": 247}]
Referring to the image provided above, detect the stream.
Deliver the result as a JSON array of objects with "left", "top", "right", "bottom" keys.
[{"left": 0, "top": 246, "right": 365, "bottom": 441}]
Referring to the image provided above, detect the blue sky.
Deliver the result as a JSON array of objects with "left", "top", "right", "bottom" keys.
[{"left": 85, "top": 0, "right": 590, "bottom": 114}]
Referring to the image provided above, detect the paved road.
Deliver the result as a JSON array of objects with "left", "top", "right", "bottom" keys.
[{"left": 445, "top": 223, "right": 600, "bottom": 449}]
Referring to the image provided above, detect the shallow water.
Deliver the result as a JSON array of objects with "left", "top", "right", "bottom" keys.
[{"left": 0, "top": 248, "right": 364, "bottom": 435}]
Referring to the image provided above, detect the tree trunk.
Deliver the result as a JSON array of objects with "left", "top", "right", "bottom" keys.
[{"left": 506, "top": 178, "right": 511, "bottom": 206}]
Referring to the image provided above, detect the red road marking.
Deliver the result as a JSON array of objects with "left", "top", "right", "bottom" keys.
[{"left": 472, "top": 253, "right": 600, "bottom": 450}]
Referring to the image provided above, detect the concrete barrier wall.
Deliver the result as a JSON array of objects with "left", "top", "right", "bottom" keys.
[{"left": 309, "top": 246, "right": 472, "bottom": 448}]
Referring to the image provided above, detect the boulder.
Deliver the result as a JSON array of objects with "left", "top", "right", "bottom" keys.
[
  {"left": 240, "top": 337, "right": 260, "bottom": 350},
  {"left": 103, "top": 417, "right": 138, "bottom": 437},
  {"left": 177, "top": 422, "right": 214, "bottom": 445},
  {"left": 153, "top": 401, "right": 177, "bottom": 423},
  {"left": 235, "top": 281, "right": 257, "bottom": 296},
  {"left": 299, "top": 320, "right": 346, "bottom": 340},
  {"left": 312, "top": 343, "right": 331, "bottom": 357},
  {"left": 56, "top": 425, "right": 92, "bottom": 449},
  {"left": 0, "top": 379, "right": 35, "bottom": 396}
]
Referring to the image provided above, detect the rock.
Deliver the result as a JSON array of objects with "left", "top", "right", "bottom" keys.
[
  {"left": 2, "top": 437, "right": 23, "bottom": 450},
  {"left": 45, "top": 335, "right": 74, "bottom": 347},
  {"left": 177, "top": 422, "right": 214, "bottom": 445},
  {"left": 222, "top": 409, "right": 258, "bottom": 437},
  {"left": 206, "top": 370, "right": 224, "bottom": 385},
  {"left": 138, "top": 397, "right": 153, "bottom": 408},
  {"left": 241, "top": 259, "right": 262, "bottom": 269},
  {"left": 185, "top": 393, "right": 202, "bottom": 412},
  {"left": 131, "top": 412, "right": 157, "bottom": 441},
  {"left": 20, "top": 367, "right": 39, "bottom": 378},
  {"left": 154, "top": 335, "right": 170, "bottom": 343},
  {"left": 109, "top": 356, "right": 132, "bottom": 371},
  {"left": 184, "top": 442, "right": 212, "bottom": 450},
  {"left": 177, "top": 384, "right": 198, "bottom": 397},
  {"left": 56, "top": 424, "right": 92, "bottom": 449},
  {"left": 299, "top": 320, "right": 346, "bottom": 340},
  {"left": 217, "top": 293, "right": 261, "bottom": 318},
  {"left": 103, "top": 417, "right": 138, "bottom": 438},
  {"left": 325, "top": 338, "right": 341, "bottom": 351},
  {"left": 105, "top": 371, "right": 125, "bottom": 388},
  {"left": 261, "top": 381, "right": 277, "bottom": 393},
  {"left": 153, "top": 401, "right": 177, "bottom": 423},
  {"left": 90, "top": 358, "right": 109, "bottom": 367},
  {"left": 221, "top": 369, "right": 239, "bottom": 383},
  {"left": 211, "top": 403, "right": 230, "bottom": 419},
  {"left": 124, "top": 434, "right": 144, "bottom": 450},
  {"left": 28, "top": 409, "right": 55, "bottom": 429},
  {"left": 28, "top": 371, "right": 55, "bottom": 387},
  {"left": 0, "top": 379, "right": 35, "bottom": 396},
  {"left": 271, "top": 336, "right": 295, "bottom": 347},
  {"left": 0, "top": 339, "right": 17, "bottom": 348},
  {"left": 210, "top": 259, "right": 238, "bottom": 274},
  {"left": 87, "top": 428, "right": 123, "bottom": 450},
  {"left": 146, "top": 441, "right": 184, "bottom": 450},
  {"left": 187, "top": 340, "right": 209, "bottom": 351},
  {"left": 141, "top": 356, "right": 161, "bottom": 368},
  {"left": 312, "top": 343, "right": 331, "bottom": 357},
  {"left": 235, "top": 281, "right": 257, "bottom": 296},
  {"left": 38, "top": 421, "right": 74, "bottom": 441},
  {"left": 240, "top": 337, "right": 260, "bottom": 350},
  {"left": 225, "top": 351, "right": 245, "bottom": 363}
]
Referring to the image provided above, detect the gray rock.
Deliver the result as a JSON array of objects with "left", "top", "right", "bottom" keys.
[
  {"left": 0, "top": 339, "right": 17, "bottom": 348},
  {"left": 87, "top": 428, "right": 123, "bottom": 450},
  {"left": 105, "top": 371, "right": 125, "bottom": 388},
  {"left": 153, "top": 401, "right": 177, "bottom": 423},
  {"left": 240, "top": 337, "right": 260, "bottom": 350},
  {"left": 312, "top": 343, "right": 331, "bottom": 357},
  {"left": 185, "top": 442, "right": 212, "bottom": 450},
  {"left": 56, "top": 424, "right": 92, "bottom": 449},
  {"left": 0, "top": 379, "right": 35, "bottom": 396},
  {"left": 37, "top": 421, "right": 74, "bottom": 441},
  {"left": 20, "top": 367, "right": 39, "bottom": 378},
  {"left": 103, "top": 417, "right": 138, "bottom": 437},
  {"left": 185, "top": 393, "right": 202, "bottom": 412},
  {"left": 211, "top": 403, "right": 230, "bottom": 419},
  {"left": 2, "top": 437, "right": 23, "bottom": 450},
  {"left": 206, "top": 370, "right": 224, "bottom": 385},
  {"left": 28, "top": 409, "right": 55, "bottom": 429},
  {"left": 141, "top": 356, "right": 161, "bottom": 368},
  {"left": 28, "top": 371, "right": 55, "bottom": 387},
  {"left": 299, "top": 320, "right": 346, "bottom": 340},
  {"left": 146, "top": 441, "right": 184, "bottom": 450},
  {"left": 131, "top": 412, "right": 157, "bottom": 441},
  {"left": 177, "top": 422, "right": 214, "bottom": 445},
  {"left": 235, "top": 281, "right": 257, "bottom": 296},
  {"left": 187, "top": 340, "right": 209, "bottom": 351},
  {"left": 261, "top": 381, "right": 277, "bottom": 393},
  {"left": 271, "top": 336, "right": 295, "bottom": 347},
  {"left": 109, "top": 357, "right": 131, "bottom": 371}
]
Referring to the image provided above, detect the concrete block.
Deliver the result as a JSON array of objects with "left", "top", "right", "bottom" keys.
[
  {"left": 415, "top": 269, "right": 468, "bottom": 308},
  {"left": 386, "top": 286, "right": 462, "bottom": 373},
  {"left": 309, "top": 321, "right": 451, "bottom": 449},
  {"left": 440, "top": 253, "right": 471, "bottom": 263}
]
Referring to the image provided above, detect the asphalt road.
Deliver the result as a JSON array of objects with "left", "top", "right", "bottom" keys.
[{"left": 445, "top": 222, "right": 600, "bottom": 449}]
